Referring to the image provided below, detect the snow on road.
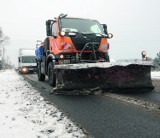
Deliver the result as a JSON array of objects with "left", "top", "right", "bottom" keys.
[
  {"left": 0, "top": 69, "right": 159, "bottom": 138},
  {"left": 0, "top": 70, "right": 86, "bottom": 138},
  {"left": 151, "top": 71, "right": 160, "bottom": 79}
]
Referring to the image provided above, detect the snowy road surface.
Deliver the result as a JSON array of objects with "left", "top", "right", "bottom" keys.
[
  {"left": 0, "top": 69, "right": 160, "bottom": 138},
  {"left": 0, "top": 70, "right": 86, "bottom": 138},
  {"left": 23, "top": 71, "right": 160, "bottom": 138}
]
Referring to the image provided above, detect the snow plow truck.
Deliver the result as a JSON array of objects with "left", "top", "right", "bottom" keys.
[{"left": 35, "top": 14, "right": 154, "bottom": 94}]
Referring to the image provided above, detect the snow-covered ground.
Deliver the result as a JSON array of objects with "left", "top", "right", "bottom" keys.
[
  {"left": 0, "top": 69, "right": 159, "bottom": 138},
  {"left": 151, "top": 71, "right": 160, "bottom": 79},
  {"left": 0, "top": 70, "right": 86, "bottom": 138}
]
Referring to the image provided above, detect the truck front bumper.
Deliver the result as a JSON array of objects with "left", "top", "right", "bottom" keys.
[{"left": 21, "top": 66, "right": 37, "bottom": 73}]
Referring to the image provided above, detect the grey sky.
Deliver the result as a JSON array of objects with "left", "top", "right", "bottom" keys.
[{"left": 0, "top": 0, "right": 160, "bottom": 66}]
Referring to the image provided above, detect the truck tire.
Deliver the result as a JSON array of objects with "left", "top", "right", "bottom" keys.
[
  {"left": 19, "top": 69, "right": 22, "bottom": 74},
  {"left": 48, "top": 62, "right": 56, "bottom": 86},
  {"left": 37, "top": 62, "right": 45, "bottom": 81},
  {"left": 104, "top": 53, "right": 110, "bottom": 62}
]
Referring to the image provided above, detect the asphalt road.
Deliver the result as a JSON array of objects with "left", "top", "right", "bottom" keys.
[
  {"left": 108, "top": 79, "right": 160, "bottom": 105},
  {"left": 23, "top": 74, "right": 160, "bottom": 138}
]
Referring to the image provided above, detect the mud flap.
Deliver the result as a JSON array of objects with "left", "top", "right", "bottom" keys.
[{"left": 53, "top": 62, "right": 154, "bottom": 93}]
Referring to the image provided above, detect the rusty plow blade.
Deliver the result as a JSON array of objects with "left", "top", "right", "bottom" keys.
[{"left": 53, "top": 62, "right": 154, "bottom": 94}]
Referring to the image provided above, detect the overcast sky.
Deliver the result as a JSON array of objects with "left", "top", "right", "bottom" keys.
[{"left": 0, "top": 0, "right": 160, "bottom": 66}]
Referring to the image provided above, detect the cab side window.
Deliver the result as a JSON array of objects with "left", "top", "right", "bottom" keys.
[{"left": 52, "top": 22, "right": 57, "bottom": 37}]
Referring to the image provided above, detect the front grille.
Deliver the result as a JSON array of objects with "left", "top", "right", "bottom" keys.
[
  {"left": 27, "top": 66, "right": 37, "bottom": 69},
  {"left": 70, "top": 33, "right": 101, "bottom": 50}
]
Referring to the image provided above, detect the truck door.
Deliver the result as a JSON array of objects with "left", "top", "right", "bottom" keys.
[{"left": 49, "top": 21, "right": 60, "bottom": 55}]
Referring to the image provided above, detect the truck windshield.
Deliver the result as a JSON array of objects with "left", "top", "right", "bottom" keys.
[
  {"left": 60, "top": 18, "right": 104, "bottom": 34},
  {"left": 22, "top": 56, "right": 36, "bottom": 63}
]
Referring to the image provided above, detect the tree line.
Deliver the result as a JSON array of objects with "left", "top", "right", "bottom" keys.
[
  {"left": 0, "top": 27, "right": 9, "bottom": 45},
  {"left": 153, "top": 52, "right": 160, "bottom": 69},
  {"left": 0, "top": 27, "right": 12, "bottom": 69}
]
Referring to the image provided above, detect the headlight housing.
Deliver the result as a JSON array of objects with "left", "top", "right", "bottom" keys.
[
  {"left": 22, "top": 67, "right": 27, "bottom": 72},
  {"left": 60, "top": 31, "right": 65, "bottom": 36}
]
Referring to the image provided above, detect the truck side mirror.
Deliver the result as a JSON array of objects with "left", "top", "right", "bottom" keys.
[
  {"left": 102, "top": 24, "right": 107, "bottom": 29},
  {"left": 18, "top": 57, "right": 20, "bottom": 62},
  {"left": 101, "top": 24, "right": 113, "bottom": 39},
  {"left": 102, "top": 24, "right": 108, "bottom": 35},
  {"left": 46, "top": 20, "right": 55, "bottom": 36},
  {"left": 46, "top": 21, "right": 51, "bottom": 36}
]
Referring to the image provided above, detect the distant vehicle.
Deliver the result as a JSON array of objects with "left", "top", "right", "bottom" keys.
[{"left": 18, "top": 49, "right": 36, "bottom": 73}]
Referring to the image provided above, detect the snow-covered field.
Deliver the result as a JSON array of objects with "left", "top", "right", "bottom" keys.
[
  {"left": 151, "top": 71, "right": 160, "bottom": 79},
  {"left": 0, "top": 70, "right": 86, "bottom": 138}
]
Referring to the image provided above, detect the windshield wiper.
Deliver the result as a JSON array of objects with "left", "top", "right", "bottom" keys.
[
  {"left": 81, "top": 32, "right": 106, "bottom": 37},
  {"left": 81, "top": 32, "right": 94, "bottom": 35}
]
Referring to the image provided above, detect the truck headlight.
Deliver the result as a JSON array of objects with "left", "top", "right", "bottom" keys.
[
  {"left": 107, "top": 33, "right": 113, "bottom": 39},
  {"left": 60, "top": 54, "right": 64, "bottom": 59},
  {"left": 22, "top": 67, "right": 27, "bottom": 72},
  {"left": 60, "top": 31, "right": 65, "bottom": 36}
]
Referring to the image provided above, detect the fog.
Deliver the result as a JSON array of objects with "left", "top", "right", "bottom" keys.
[{"left": 0, "top": 0, "right": 160, "bottom": 67}]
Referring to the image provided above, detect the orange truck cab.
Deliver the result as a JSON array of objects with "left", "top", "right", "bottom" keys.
[{"left": 36, "top": 14, "right": 113, "bottom": 86}]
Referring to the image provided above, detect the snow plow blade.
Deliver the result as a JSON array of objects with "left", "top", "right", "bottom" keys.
[{"left": 53, "top": 62, "right": 154, "bottom": 94}]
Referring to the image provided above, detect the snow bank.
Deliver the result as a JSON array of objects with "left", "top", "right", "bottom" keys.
[
  {"left": 55, "top": 61, "right": 153, "bottom": 69},
  {"left": 0, "top": 70, "right": 86, "bottom": 138},
  {"left": 151, "top": 71, "right": 160, "bottom": 79}
]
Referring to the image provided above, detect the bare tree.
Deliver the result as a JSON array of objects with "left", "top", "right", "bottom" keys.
[
  {"left": 153, "top": 52, "right": 160, "bottom": 69},
  {"left": 0, "top": 27, "right": 10, "bottom": 69},
  {"left": 0, "top": 27, "right": 9, "bottom": 46}
]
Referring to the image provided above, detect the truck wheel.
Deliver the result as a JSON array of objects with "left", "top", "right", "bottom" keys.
[
  {"left": 19, "top": 70, "right": 22, "bottom": 74},
  {"left": 37, "top": 62, "right": 45, "bottom": 81},
  {"left": 48, "top": 62, "right": 56, "bottom": 86},
  {"left": 104, "top": 53, "right": 110, "bottom": 62}
]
